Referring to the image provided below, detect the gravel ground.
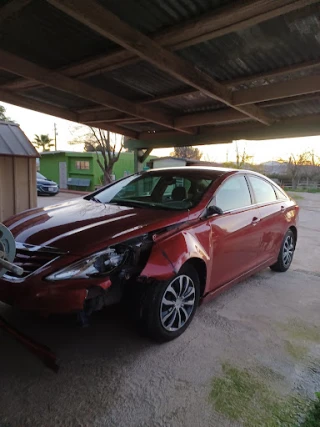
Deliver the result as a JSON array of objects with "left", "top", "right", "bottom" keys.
[{"left": 0, "top": 192, "right": 320, "bottom": 427}]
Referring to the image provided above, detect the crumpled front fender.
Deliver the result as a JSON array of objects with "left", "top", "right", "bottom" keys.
[{"left": 140, "top": 230, "right": 209, "bottom": 281}]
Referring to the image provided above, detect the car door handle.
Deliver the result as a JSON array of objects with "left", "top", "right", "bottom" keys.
[
  {"left": 251, "top": 217, "right": 260, "bottom": 225},
  {"left": 281, "top": 206, "right": 286, "bottom": 212}
]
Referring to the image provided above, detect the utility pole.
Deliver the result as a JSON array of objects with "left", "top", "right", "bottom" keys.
[{"left": 54, "top": 123, "right": 58, "bottom": 151}]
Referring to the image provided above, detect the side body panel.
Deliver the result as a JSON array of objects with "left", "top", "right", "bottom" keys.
[
  {"left": 206, "top": 205, "right": 262, "bottom": 291},
  {"left": 256, "top": 201, "right": 297, "bottom": 263}
]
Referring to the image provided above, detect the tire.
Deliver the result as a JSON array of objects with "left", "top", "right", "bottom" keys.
[
  {"left": 270, "top": 229, "right": 295, "bottom": 272},
  {"left": 139, "top": 264, "right": 200, "bottom": 342}
]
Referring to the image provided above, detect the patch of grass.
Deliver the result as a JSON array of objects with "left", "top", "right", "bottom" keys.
[
  {"left": 278, "top": 319, "right": 320, "bottom": 343},
  {"left": 285, "top": 340, "right": 308, "bottom": 361},
  {"left": 301, "top": 393, "right": 320, "bottom": 427},
  {"left": 210, "top": 363, "right": 307, "bottom": 426},
  {"left": 286, "top": 188, "right": 320, "bottom": 194},
  {"left": 254, "top": 365, "right": 285, "bottom": 382}
]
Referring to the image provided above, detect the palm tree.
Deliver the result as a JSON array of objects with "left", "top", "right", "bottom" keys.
[{"left": 33, "top": 134, "right": 54, "bottom": 152}]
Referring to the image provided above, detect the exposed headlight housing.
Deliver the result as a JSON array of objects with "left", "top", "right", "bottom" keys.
[{"left": 46, "top": 246, "right": 128, "bottom": 281}]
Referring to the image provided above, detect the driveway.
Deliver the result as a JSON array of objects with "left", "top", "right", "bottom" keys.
[
  {"left": 37, "top": 191, "right": 80, "bottom": 208},
  {"left": 1, "top": 192, "right": 320, "bottom": 427}
]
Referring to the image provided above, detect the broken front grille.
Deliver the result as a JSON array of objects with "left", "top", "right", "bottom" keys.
[{"left": 4, "top": 243, "right": 65, "bottom": 280}]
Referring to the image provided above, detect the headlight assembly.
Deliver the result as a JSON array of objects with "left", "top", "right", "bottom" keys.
[{"left": 46, "top": 246, "right": 129, "bottom": 281}]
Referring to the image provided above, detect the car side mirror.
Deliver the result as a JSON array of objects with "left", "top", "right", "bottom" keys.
[{"left": 205, "top": 205, "right": 223, "bottom": 217}]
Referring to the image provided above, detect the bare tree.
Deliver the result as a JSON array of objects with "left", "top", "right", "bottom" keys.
[
  {"left": 235, "top": 142, "right": 253, "bottom": 169},
  {"left": 171, "top": 146, "right": 202, "bottom": 160},
  {"left": 69, "top": 126, "right": 126, "bottom": 185},
  {"left": 90, "top": 128, "right": 125, "bottom": 185},
  {"left": 223, "top": 142, "right": 254, "bottom": 169},
  {"left": 279, "top": 151, "right": 320, "bottom": 189}
]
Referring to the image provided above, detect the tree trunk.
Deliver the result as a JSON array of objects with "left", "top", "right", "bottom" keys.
[
  {"left": 292, "top": 177, "right": 298, "bottom": 190},
  {"left": 103, "top": 170, "right": 112, "bottom": 185}
]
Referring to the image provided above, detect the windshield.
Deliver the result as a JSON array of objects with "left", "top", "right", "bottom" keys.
[
  {"left": 37, "top": 172, "right": 47, "bottom": 180},
  {"left": 88, "top": 171, "right": 215, "bottom": 211}
]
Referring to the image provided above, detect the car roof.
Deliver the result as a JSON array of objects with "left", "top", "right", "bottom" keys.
[
  {"left": 145, "top": 166, "right": 236, "bottom": 176},
  {"left": 142, "top": 166, "right": 282, "bottom": 187}
]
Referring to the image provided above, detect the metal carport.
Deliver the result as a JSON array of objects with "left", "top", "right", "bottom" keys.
[{"left": 1, "top": 0, "right": 320, "bottom": 171}]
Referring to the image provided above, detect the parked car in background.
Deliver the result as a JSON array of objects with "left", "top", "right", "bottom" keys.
[
  {"left": 1, "top": 167, "right": 298, "bottom": 341},
  {"left": 36, "top": 172, "right": 59, "bottom": 196}
]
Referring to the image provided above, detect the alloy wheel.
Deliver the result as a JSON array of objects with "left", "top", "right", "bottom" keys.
[
  {"left": 282, "top": 234, "right": 294, "bottom": 267},
  {"left": 160, "top": 275, "right": 196, "bottom": 332}
]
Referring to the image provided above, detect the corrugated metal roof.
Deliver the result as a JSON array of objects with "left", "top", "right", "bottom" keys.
[
  {"left": 97, "top": 0, "right": 232, "bottom": 34},
  {"left": 163, "top": 92, "right": 225, "bottom": 113},
  {"left": 178, "top": 3, "right": 320, "bottom": 83},
  {"left": 0, "top": 0, "right": 320, "bottom": 136},
  {"left": 267, "top": 99, "right": 320, "bottom": 119},
  {"left": 0, "top": 0, "right": 117, "bottom": 69},
  {"left": 103, "top": 61, "right": 187, "bottom": 98},
  {"left": 0, "top": 121, "right": 39, "bottom": 157},
  {"left": 0, "top": 70, "right": 17, "bottom": 85},
  {"left": 25, "top": 87, "right": 98, "bottom": 110}
]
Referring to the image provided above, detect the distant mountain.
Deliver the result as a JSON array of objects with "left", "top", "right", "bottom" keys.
[{"left": 260, "top": 161, "right": 288, "bottom": 175}]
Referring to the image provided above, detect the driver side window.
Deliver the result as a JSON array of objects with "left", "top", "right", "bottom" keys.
[{"left": 214, "top": 175, "right": 252, "bottom": 212}]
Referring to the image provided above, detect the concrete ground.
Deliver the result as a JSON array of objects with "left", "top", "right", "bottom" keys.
[
  {"left": 1, "top": 192, "right": 320, "bottom": 427},
  {"left": 37, "top": 191, "right": 80, "bottom": 208}
]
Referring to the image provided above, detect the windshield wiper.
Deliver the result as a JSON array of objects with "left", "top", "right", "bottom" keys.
[
  {"left": 109, "top": 200, "right": 184, "bottom": 211},
  {"left": 109, "top": 200, "right": 145, "bottom": 208},
  {"left": 91, "top": 196, "right": 102, "bottom": 203}
]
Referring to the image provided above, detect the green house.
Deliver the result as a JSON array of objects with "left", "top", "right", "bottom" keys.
[{"left": 40, "top": 151, "right": 154, "bottom": 191}]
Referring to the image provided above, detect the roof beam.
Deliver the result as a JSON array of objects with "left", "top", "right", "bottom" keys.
[
  {"left": 0, "top": 89, "right": 138, "bottom": 138},
  {"left": 127, "top": 114, "right": 320, "bottom": 149},
  {"left": 4, "top": 0, "right": 318, "bottom": 92},
  {"left": 234, "top": 75, "right": 320, "bottom": 105},
  {"left": 48, "top": 0, "right": 272, "bottom": 126},
  {"left": 0, "top": 49, "right": 194, "bottom": 134},
  {"left": 75, "top": 85, "right": 320, "bottom": 129},
  {"left": 0, "top": 0, "right": 32, "bottom": 24},
  {"left": 79, "top": 110, "right": 131, "bottom": 124},
  {"left": 175, "top": 109, "right": 248, "bottom": 128},
  {"left": 138, "top": 58, "right": 320, "bottom": 105}
]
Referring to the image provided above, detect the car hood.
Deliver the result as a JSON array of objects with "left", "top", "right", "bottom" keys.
[
  {"left": 5, "top": 199, "right": 188, "bottom": 255},
  {"left": 37, "top": 178, "right": 57, "bottom": 186}
]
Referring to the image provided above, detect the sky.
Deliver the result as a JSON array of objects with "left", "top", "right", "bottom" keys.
[{"left": 3, "top": 102, "right": 320, "bottom": 164}]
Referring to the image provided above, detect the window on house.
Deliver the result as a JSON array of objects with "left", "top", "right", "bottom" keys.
[{"left": 75, "top": 161, "right": 90, "bottom": 170}]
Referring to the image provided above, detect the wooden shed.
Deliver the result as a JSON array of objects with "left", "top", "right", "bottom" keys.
[{"left": 0, "top": 121, "right": 38, "bottom": 222}]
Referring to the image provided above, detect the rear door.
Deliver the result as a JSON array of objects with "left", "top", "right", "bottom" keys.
[
  {"left": 206, "top": 174, "right": 262, "bottom": 291},
  {"left": 247, "top": 175, "right": 289, "bottom": 264}
]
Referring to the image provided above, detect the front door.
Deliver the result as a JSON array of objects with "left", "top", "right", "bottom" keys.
[{"left": 206, "top": 174, "right": 262, "bottom": 292}]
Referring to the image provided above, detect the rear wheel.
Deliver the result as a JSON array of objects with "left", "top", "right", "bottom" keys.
[
  {"left": 140, "top": 264, "right": 200, "bottom": 342},
  {"left": 270, "top": 229, "right": 295, "bottom": 272}
]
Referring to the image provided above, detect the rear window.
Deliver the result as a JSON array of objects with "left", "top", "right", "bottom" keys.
[
  {"left": 273, "top": 186, "right": 288, "bottom": 200},
  {"left": 248, "top": 176, "right": 277, "bottom": 204}
]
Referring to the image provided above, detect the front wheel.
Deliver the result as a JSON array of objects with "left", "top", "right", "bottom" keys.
[
  {"left": 270, "top": 229, "right": 295, "bottom": 272},
  {"left": 140, "top": 264, "right": 200, "bottom": 342}
]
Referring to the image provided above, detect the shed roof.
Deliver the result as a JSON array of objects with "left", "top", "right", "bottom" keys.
[
  {"left": 0, "top": 121, "right": 39, "bottom": 157},
  {"left": 0, "top": 0, "right": 320, "bottom": 148}
]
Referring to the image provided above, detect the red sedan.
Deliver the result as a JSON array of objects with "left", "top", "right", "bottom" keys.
[{"left": 0, "top": 167, "right": 298, "bottom": 341}]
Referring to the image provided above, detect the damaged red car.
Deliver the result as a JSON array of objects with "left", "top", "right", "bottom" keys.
[{"left": 0, "top": 167, "right": 299, "bottom": 341}]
